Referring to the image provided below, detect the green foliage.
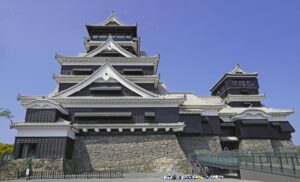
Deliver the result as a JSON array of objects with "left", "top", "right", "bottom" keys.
[
  {"left": 0, "top": 108, "right": 13, "bottom": 120},
  {"left": 0, "top": 108, "right": 13, "bottom": 119},
  {"left": 297, "top": 146, "right": 300, "bottom": 153},
  {"left": 0, "top": 143, "right": 14, "bottom": 159}
]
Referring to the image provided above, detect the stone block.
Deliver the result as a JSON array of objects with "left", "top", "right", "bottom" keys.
[{"left": 72, "top": 134, "right": 192, "bottom": 173}]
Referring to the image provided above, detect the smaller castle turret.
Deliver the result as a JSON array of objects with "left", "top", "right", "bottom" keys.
[{"left": 210, "top": 64, "right": 263, "bottom": 107}]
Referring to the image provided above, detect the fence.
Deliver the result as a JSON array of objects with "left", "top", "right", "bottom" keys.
[
  {"left": 239, "top": 152, "right": 300, "bottom": 177},
  {"left": 23, "top": 169, "right": 123, "bottom": 179},
  {"left": 196, "top": 152, "right": 300, "bottom": 178}
]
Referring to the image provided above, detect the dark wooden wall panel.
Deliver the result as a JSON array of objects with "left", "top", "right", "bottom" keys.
[
  {"left": 179, "top": 114, "right": 202, "bottom": 134},
  {"left": 14, "top": 137, "right": 74, "bottom": 159},
  {"left": 61, "top": 65, "right": 154, "bottom": 75},
  {"left": 25, "top": 109, "right": 58, "bottom": 123},
  {"left": 201, "top": 116, "right": 222, "bottom": 135},
  {"left": 68, "top": 107, "right": 179, "bottom": 124},
  {"left": 69, "top": 82, "right": 140, "bottom": 97}
]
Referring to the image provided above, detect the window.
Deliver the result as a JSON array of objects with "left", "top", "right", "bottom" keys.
[
  {"left": 92, "top": 34, "right": 98, "bottom": 39},
  {"left": 242, "top": 102, "right": 252, "bottom": 107},
  {"left": 123, "top": 69, "right": 144, "bottom": 75},
  {"left": 232, "top": 79, "right": 255, "bottom": 88},
  {"left": 89, "top": 86, "right": 122, "bottom": 96},
  {"left": 99, "top": 35, "right": 107, "bottom": 40},
  {"left": 232, "top": 80, "right": 238, "bottom": 86},
  {"left": 144, "top": 112, "right": 155, "bottom": 123},
  {"left": 72, "top": 68, "right": 93, "bottom": 75},
  {"left": 240, "top": 89, "right": 249, "bottom": 95},
  {"left": 125, "top": 35, "right": 132, "bottom": 39}
]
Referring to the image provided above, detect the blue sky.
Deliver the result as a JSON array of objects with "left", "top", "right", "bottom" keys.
[{"left": 0, "top": 0, "right": 299, "bottom": 145}]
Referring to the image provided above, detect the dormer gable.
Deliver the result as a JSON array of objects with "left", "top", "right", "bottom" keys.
[
  {"left": 52, "top": 63, "right": 157, "bottom": 98},
  {"left": 84, "top": 35, "right": 136, "bottom": 58}
]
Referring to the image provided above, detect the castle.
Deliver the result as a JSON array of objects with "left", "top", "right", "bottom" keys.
[{"left": 11, "top": 11, "right": 295, "bottom": 172}]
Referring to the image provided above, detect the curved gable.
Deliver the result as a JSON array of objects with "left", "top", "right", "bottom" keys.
[
  {"left": 84, "top": 36, "right": 136, "bottom": 58},
  {"left": 22, "top": 99, "right": 68, "bottom": 115},
  {"left": 53, "top": 63, "right": 157, "bottom": 98}
]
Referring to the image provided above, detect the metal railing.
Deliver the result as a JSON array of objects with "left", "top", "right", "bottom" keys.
[
  {"left": 26, "top": 169, "right": 123, "bottom": 179},
  {"left": 239, "top": 152, "right": 300, "bottom": 177},
  {"left": 17, "top": 153, "right": 35, "bottom": 176},
  {"left": 196, "top": 152, "right": 300, "bottom": 177},
  {"left": 197, "top": 154, "right": 240, "bottom": 167}
]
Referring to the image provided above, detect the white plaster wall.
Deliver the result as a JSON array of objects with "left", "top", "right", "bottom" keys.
[{"left": 16, "top": 128, "right": 75, "bottom": 139}]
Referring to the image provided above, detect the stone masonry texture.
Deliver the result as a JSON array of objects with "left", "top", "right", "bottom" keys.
[
  {"left": 271, "top": 139, "right": 295, "bottom": 152},
  {"left": 177, "top": 136, "right": 222, "bottom": 156},
  {"left": 72, "top": 134, "right": 192, "bottom": 173},
  {"left": 239, "top": 139, "right": 273, "bottom": 152}
]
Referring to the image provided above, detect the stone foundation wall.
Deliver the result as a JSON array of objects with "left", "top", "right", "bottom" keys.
[
  {"left": 239, "top": 139, "right": 273, "bottom": 152},
  {"left": 0, "top": 160, "right": 22, "bottom": 181},
  {"left": 177, "top": 136, "right": 222, "bottom": 156},
  {"left": 31, "top": 159, "right": 72, "bottom": 172},
  {"left": 72, "top": 134, "right": 192, "bottom": 173},
  {"left": 271, "top": 139, "right": 295, "bottom": 152}
]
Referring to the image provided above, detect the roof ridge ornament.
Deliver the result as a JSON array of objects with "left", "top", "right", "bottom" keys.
[
  {"left": 229, "top": 63, "right": 247, "bottom": 74},
  {"left": 97, "top": 10, "right": 127, "bottom": 26},
  {"left": 111, "top": 10, "right": 115, "bottom": 16}
]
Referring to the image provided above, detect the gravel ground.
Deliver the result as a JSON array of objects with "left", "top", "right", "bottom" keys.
[
  {"left": 3, "top": 173, "right": 262, "bottom": 182},
  {"left": 4, "top": 179, "right": 262, "bottom": 182}
]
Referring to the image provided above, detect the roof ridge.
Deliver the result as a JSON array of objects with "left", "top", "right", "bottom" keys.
[{"left": 97, "top": 10, "right": 127, "bottom": 26}]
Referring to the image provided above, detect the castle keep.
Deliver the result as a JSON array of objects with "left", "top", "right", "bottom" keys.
[{"left": 11, "top": 12, "right": 295, "bottom": 172}]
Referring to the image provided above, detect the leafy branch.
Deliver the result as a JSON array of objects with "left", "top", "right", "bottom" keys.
[{"left": 0, "top": 108, "right": 14, "bottom": 120}]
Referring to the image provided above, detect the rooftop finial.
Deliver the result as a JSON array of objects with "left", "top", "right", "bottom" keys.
[{"left": 111, "top": 10, "right": 115, "bottom": 16}]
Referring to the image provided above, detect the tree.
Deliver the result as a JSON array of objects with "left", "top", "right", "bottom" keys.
[
  {"left": 0, "top": 108, "right": 14, "bottom": 159},
  {"left": 0, "top": 108, "right": 13, "bottom": 120},
  {"left": 0, "top": 143, "right": 14, "bottom": 159}
]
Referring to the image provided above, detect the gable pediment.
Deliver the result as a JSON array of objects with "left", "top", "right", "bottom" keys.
[
  {"left": 84, "top": 36, "right": 136, "bottom": 58},
  {"left": 53, "top": 63, "right": 157, "bottom": 98},
  {"left": 232, "top": 109, "right": 271, "bottom": 120}
]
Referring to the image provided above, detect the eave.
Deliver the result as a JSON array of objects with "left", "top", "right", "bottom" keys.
[
  {"left": 224, "top": 94, "right": 266, "bottom": 103},
  {"left": 55, "top": 55, "right": 159, "bottom": 74},
  {"left": 17, "top": 96, "right": 186, "bottom": 108},
  {"left": 10, "top": 121, "right": 78, "bottom": 133},
  {"left": 53, "top": 74, "right": 160, "bottom": 88},
  {"left": 73, "top": 122, "right": 185, "bottom": 132}
]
